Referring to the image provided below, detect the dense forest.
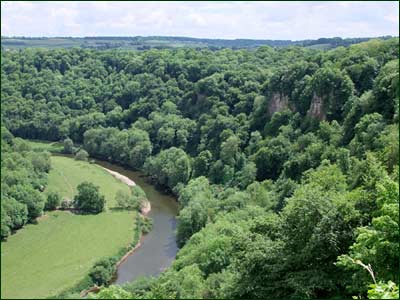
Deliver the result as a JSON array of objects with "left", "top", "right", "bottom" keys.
[
  {"left": 1, "top": 37, "right": 399, "bottom": 299},
  {"left": 1, "top": 127, "right": 51, "bottom": 238}
]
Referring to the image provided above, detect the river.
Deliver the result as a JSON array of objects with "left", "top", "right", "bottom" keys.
[{"left": 94, "top": 160, "right": 179, "bottom": 285}]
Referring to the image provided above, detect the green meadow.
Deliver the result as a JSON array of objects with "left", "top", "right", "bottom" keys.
[
  {"left": 25, "top": 139, "right": 64, "bottom": 153},
  {"left": 46, "top": 156, "right": 131, "bottom": 208},
  {"left": 1, "top": 155, "right": 136, "bottom": 299}
]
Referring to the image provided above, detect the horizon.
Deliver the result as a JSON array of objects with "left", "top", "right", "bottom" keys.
[
  {"left": 1, "top": 34, "right": 397, "bottom": 41},
  {"left": 1, "top": 1, "right": 399, "bottom": 40}
]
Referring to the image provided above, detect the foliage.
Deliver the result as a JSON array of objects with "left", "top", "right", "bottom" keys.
[
  {"left": 140, "top": 216, "right": 153, "bottom": 234},
  {"left": 75, "top": 149, "right": 89, "bottom": 161},
  {"left": 1, "top": 37, "right": 399, "bottom": 299},
  {"left": 46, "top": 155, "right": 130, "bottom": 208},
  {"left": 63, "top": 138, "right": 74, "bottom": 154},
  {"left": 144, "top": 147, "right": 191, "bottom": 191},
  {"left": 1, "top": 130, "right": 50, "bottom": 238},
  {"left": 60, "top": 199, "right": 73, "bottom": 210},
  {"left": 89, "top": 257, "right": 118, "bottom": 286},
  {"left": 84, "top": 127, "right": 152, "bottom": 169},
  {"left": 88, "top": 285, "right": 133, "bottom": 299},
  {"left": 337, "top": 177, "right": 399, "bottom": 295},
  {"left": 115, "top": 189, "right": 139, "bottom": 210},
  {"left": 45, "top": 192, "right": 61, "bottom": 211},
  {"left": 73, "top": 182, "right": 106, "bottom": 214},
  {"left": 368, "top": 281, "right": 399, "bottom": 299}
]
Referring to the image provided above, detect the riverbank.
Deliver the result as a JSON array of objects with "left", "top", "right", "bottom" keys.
[
  {"left": 10, "top": 142, "right": 178, "bottom": 298},
  {"left": 102, "top": 167, "right": 136, "bottom": 186},
  {"left": 116, "top": 234, "right": 145, "bottom": 268},
  {"left": 81, "top": 165, "right": 152, "bottom": 294},
  {"left": 141, "top": 200, "right": 151, "bottom": 215},
  {"left": 101, "top": 165, "right": 152, "bottom": 216},
  {"left": 104, "top": 166, "right": 153, "bottom": 267},
  {"left": 80, "top": 158, "right": 179, "bottom": 285}
]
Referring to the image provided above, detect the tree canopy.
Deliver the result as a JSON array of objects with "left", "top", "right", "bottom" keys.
[{"left": 1, "top": 37, "right": 399, "bottom": 298}]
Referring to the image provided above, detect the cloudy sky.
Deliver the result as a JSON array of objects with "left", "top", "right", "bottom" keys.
[{"left": 1, "top": 1, "right": 398, "bottom": 40}]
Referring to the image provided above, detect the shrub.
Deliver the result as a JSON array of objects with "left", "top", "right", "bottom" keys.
[
  {"left": 45, "top": 192, "right": 61, "bottom": 211},
  {"left": 1, "top": 209, "right": 11, "bottom": 240},
  {"left": 131, "top": 186, "right": 147, "bottom": 208},
  {"left": 89, "top": 257, "right": 118, "bottom": 286},
  {"left": 63, "top": 138, "right": 74, "bottom": 154},
  {"left": 2, "top": 197, "right": 28, "bottom": 230},
  {"left": 115, "top": 190, "right": 139, "bottom": 210},
  {"left": 89, "top": 266, "right": 112, "bottom": 286},
  {"left": 115, "top": 186, "right": 147, "bottom": 211},
  {"left": 31, "top": 151, "right": 51, "bottom": 173},
  {"left": 60, "top": 198, "right": 73, "bottom": 210},
  {"left": 141, "top": 216, "right": 153, "bottom": 234},
  {"left": 75, "top": 149, "right": 89, "bottom": 161}
]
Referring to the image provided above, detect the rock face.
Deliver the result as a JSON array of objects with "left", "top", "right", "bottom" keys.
[
  {"left": 307, "top": 94, "right": 326, "bottom": 120},
  {"left": 267, "top": 92, "right": 327, "bottom": 120},
  {"left": 268, "top": 93, "right": 289, "bottom": 116}
]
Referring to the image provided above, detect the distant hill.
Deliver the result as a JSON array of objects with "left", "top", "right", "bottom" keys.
[{"left": 1, "top": 35, "right": 395, "bottom": 50}]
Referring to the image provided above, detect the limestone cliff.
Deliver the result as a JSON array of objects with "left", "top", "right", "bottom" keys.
[
  {"left": 267, "top": 93, "right": 289, "bottom": 116},
  {"left": 307, "top": 94, "right": 326, "bottom": 120}
]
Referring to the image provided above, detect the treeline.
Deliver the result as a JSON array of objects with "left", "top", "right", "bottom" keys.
[
  {"left": 1, "top": 38, "right": 399, "bottom": 298},
  {"left": 2, "top": 35, "right": 395, "bottom": 50},
  {"left": 1, "top": 128, "right": 51, "bottom": 239}
]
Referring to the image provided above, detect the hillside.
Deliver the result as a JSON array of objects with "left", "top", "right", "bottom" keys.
[
  {"left": 1, "top": 37, "right": 399, "bottom": 299},
  {"left": 1, "top": 35, "right": 395, "bottom": 50}
]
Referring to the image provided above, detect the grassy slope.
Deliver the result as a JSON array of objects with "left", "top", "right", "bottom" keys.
[
  {"left": 46, "top": 156, "right": 131, "bottom": 208},
  {"left": 1, "top": 156, "right": 135, "bottom": 299}
]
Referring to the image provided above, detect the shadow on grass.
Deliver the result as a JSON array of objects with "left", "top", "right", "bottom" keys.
[{"left": 108, "top": 207, "right": 138, "bottom": 212}]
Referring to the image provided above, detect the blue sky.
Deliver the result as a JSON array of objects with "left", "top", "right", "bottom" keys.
[{"left": 1, "top": 1, "right": 398, "bottom": 39}]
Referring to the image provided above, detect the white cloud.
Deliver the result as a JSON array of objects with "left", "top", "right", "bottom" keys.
[{"left": 1, "top": 1, "right": 399, "bottom": 39}]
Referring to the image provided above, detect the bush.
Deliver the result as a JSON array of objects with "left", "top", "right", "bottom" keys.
[
  {"left": 131, "top": 186, "right": 147, "bottom": 208},
  {"left": 115, "top": 190, "right": 139, "bottom": 210},
  {"left": 141, "top": 216, "right": 153, "bottom": 234},
  {"left": 73, "top": 182, "right": 105, "bottom": 214},
  {"left": 115, "top": 186, "right": 147, "bottom": 211},
  {"left": 63, "top": 138, "right": 74, "bottom": 154},
  {"left": 121, "top": 276, "right": 155, "bottom": 296},
  {"left": 8, "top": 184, "right": 45, "bottom": 221},
  {"left": 2, "top": 196, "right": 28, "bottom": 230},
  {"left": 45, "top": 192, "right": 61, "bottom": 211},
  {"left": 88, "top": 285, "right": 132, "bottom": 299},
  {"left": 75, "top": 149, "right": 89, "bottom": 161},
  {"left": 60, "top": 198, "right": 73, "bottom": 210},
  {"left": 89, "top": 266, "right": 112, "bottom": 286},
  {"left": 89, "top": 257, "right": 118, "bottom": 286},
  {"left": 30, "top": 151, "right": 51, "bottom": 173},
  {"left": 1, "top": 209, "right": 11, "bottom": 240},
  {"left": 368, "top": 281, "right": 399, "bottom": 299}
]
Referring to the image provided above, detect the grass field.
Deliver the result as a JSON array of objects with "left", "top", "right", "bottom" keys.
[
  {"left": 46, "top": 156, "right": 131, "bottom": 208},
  {"left": 1, "top": 211, "right": 135, "bottom": 299},
  {"left": 1, "top": 155, "right": 136, "bottom": 299},
  {"left": 25, "top": 139, "right": 64, "bottom": 153}
]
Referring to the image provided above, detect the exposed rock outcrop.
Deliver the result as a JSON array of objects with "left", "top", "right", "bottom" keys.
[
  {"left": 268, "top": 93, "right": 289, "bottom": 116},
  {"left": 307, "top": 94, "right": 326, "bottom": 120}
]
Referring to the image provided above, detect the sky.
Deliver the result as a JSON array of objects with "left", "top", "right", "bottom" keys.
[{"left": 1, "top": 1, "right": 399, "bottom": 40}]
